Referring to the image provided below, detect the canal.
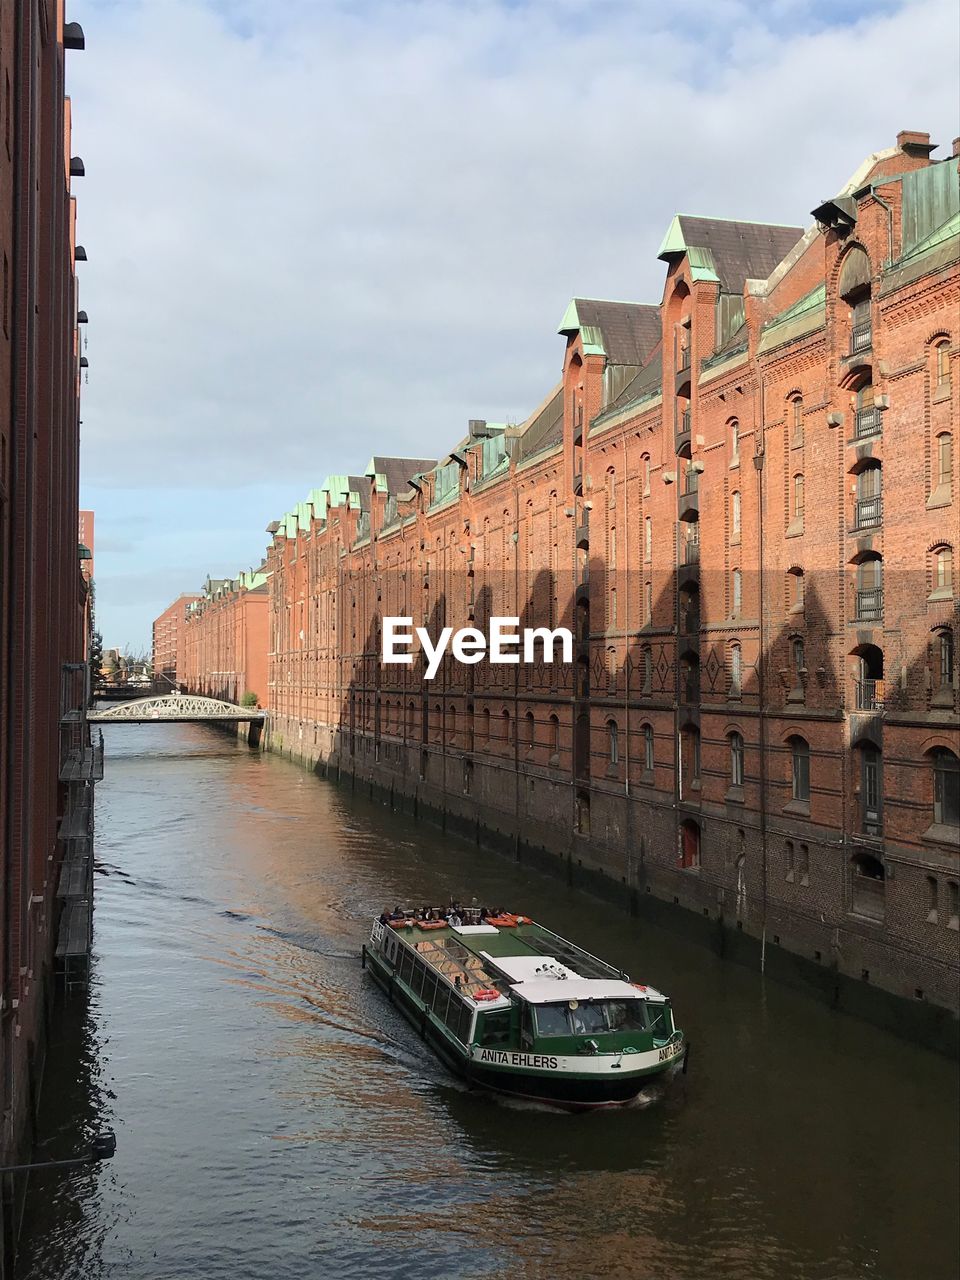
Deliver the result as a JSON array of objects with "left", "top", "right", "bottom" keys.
[{"left": 16, "top": 724, "right": 960, "bottom": 1280}]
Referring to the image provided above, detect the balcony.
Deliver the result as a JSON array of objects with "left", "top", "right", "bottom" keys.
[
  {"left": 854, "top": 495, "right": 883, "bottom": 529},
  {"left": 855, "top": 678, "right": 885, "bottom": 711},
  {"left": 850, "top": 322, "right": 872, "bottom": 355},
  {"left": 855, "top": 588, "right": 884, "bottom": 623},
  {"left": 854, "top": 407, "right": 880, "bottom": 439},
  {"left": 675, "top": 408, "right": 691, "bottom": 452},
  {"left": 59, "top": 733, "right": 104, "bottom": 783},
  {"left": 679, "top": 484, "right": 699, "bottom": 523}
]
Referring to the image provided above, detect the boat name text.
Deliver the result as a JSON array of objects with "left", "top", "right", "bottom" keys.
[{"left": 477, "top": 1049, "right": 560, "bottom": 1070}]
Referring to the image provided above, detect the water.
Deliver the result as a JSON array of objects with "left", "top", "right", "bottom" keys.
[{"left": 16, "top": 724, "right": 959, "bottom": 1280}]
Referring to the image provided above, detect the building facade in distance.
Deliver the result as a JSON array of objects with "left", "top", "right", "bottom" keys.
[
  {"left": 0, "top": 6, "right": 96, "bottom": 1271},
  {"left": 152, "top": 592, "right": 201, "bottom": 689},
  {"left": 168, "top": 569, "right": 272, "bottom": 707},
  {"left": 184, "top": 133, "right": 960, "bottom": 1041}
]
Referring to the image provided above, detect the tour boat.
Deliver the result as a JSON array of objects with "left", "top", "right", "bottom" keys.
[{"left": 363, "top": 909, "right": 686, "bottom": 1109}]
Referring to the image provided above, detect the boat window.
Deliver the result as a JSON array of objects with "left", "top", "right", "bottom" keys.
[
  {"left": 605, "top": 1001, "right": 648, "bottom": 1032},
  {"left": 479, "top": 1010, "right": 512, "bottom": 1046},
  {"left": 533, "top": 1000, "right": 651, "bottom": 1036},
  {"left": 645, "top": 1003, "right": 673, "bottom": 1038},
  {"left": 422, "top": 972, "right": 439, "bottom": 1008},
  {"left": 410, "top": 960, "right": 427, "bottom": 997},
  {"left": 432, "top": 986, "right": 450, "bottom": 1020},
  {"left": 534, "top": 1005, "right": 571, "bottom": 1037},
  {"left": 568, "top": 1003, "right": 607, "bottom": 1035},
  {"left": 399, "top": 950, "right": 414, "bottom": 982}
]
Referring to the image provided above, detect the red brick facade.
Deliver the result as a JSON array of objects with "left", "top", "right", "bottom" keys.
[
  {"left": 0, "top": 3, "right": 92, "bottom": 1263},
  {"left": 190, "top": 134, "right": 960, "bottom": 1030},
  {"left": 152, "top": 592, "right": 200, "bottom": 689},
  {"left": 170, "top": 572, "right": 271, "bottom": 708}
]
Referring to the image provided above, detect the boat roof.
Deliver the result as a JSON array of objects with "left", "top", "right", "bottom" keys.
[
  {"left": 386, "top": 916, "right": 668, "bottom": 1004},
  {"left": 510, "top": 978, "right": 656, "bottom": 1004}
]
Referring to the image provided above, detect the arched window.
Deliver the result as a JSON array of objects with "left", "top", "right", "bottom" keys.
[
  {"left": 792, "top": 636, "right": 806, "bottom": 674},
  {"left": 607, "top": 467, "right": 616, "bottom": 509},
  {"left": 729, "top": 643, "right": 742, "bottom": 696},
  {"left": 644, "top": 581, "right": 653, "bottom": 623},
  {"left": 933, "top": 546, "right": 954, "bottom": 595},
  {"left": 731, "top": 568, "right": 742, "bottom": 615},
  {"left": 730, "top": 731, "right": 745, "bottom": 787},
  {"left": 792, "top": 473, "right": 805, "bottom": 526},
  {"left": 607, "top": 720, "right": 619, "bottom": 765},
  {"left": 549, "top": 714, "right": 560, "bottom": 757},
  {"left": 790, "top": 736, "right": 810, "bottom": 802},
  {"left": 936, "top": 628, "right": 955, "bottom": 689},
  {"left": 788, "top": 567, "right": 805, "bottom": 612},
  {"left": 791, "top": 395, "right": 804, "bottom": 446},
  {"left": 449, "top": 704, "right": 457, "bottom": 743},
  {"left": 732, "top": 490, "right": 741, "bottom": 537},
  {"left": 481, "top": 707, "right": 490, "bottom": 741},
  {"left": 643, "top": 723, "right": 655, "bottom": 773},
  {"left": 501, "top": 708, "right": 511, "bottom": 743},
  {"left": 642, "top": 454, "right": 651, "bottom": 495},
  {"left": 644, "top": 516, "right": 652, "bottom": 561},
  {"left": 935, "top": 338, "right": 951, "bottom": 388},
  {"left": 610, "top": 587, "right": 617, "bottom": 627},
  {"left": 937, "top": 433, "right": 953, "bottom": 488},
  {"left": 932, "top": 748, "right": 959, "bottom": 827},
  {"left": 730, "top": 419, "right": 740, "bottom": 462},
  {"left": 524, "top": 710, "right": 535, "bottom": 749}
]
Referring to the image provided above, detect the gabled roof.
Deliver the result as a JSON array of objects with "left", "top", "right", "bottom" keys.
[
  {"left": 657, "top": 215, "right": 804, "bottom": 292},
  {"left": 557, "top": 299, "right": 662, "bottom": 366},
  {"left": 347, "top": 475, "right": 370, "bottom": 511},
  {"left": 366, "top": 455, "right": 437, "bottom": 496}
]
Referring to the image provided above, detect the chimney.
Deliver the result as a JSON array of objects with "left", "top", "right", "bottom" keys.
[
  {"left": 468, "top": 419, "right": 488, "bottom": 439},
  {"left": 896, "top": 130, "right": 935, "bottom": 158}
]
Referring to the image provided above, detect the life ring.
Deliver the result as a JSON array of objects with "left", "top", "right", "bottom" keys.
[{"left": 473, "top": 988, "right": 501, "bottom": 1001}]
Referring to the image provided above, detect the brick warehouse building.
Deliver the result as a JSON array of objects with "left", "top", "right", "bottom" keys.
[
  {"left": 0, "top": 5, "right": 97, "bottom": 1272},
  {"left": 177, "top": 569, "right": 271, "bottom": 708},
  {"left": 171, "top": 133, "right": 959, "bottom": 1043},
  {"left": 152, "top": 592, "right": 201, "bottom": 689}
]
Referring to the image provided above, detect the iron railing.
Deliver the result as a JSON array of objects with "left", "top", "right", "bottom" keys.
[
  {"left": 850, "top": 321, "right": 872, "bottom": 354},
  {"left": 855, "top": 407, "right": 880, "bottom": 439},
  {"left": 855, "top": 678, "right": 885, "bottom": 711},
  {"left": 855, "top": 588, "right": 884, "bottom": 622},
  {"left": 855, "top": 495, "right": 882, "bottom": 528}
]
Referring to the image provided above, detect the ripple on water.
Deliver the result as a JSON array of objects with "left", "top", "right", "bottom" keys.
[{"left": 13, "top": 722, "right": 960, "bottom": 1280}]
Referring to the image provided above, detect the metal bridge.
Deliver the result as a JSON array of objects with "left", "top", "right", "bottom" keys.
[{"left": 82, "top": 693, "right": 265, "bottom": 724}]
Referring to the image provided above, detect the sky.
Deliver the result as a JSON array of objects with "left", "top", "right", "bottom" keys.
[{"left": 69, "top": 0, "right": 959, "bottom": 650}]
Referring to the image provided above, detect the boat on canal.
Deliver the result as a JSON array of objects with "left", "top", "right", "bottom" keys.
[{"left": 364, "top": 908, "right": 686, "bottom": 1109}]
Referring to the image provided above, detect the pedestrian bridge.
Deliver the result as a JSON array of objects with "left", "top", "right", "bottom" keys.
[{"left": 85, "top": 693, "right": 265, "bottom": 724}]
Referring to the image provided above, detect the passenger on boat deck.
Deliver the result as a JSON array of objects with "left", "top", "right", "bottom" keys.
[
  {"left": 388, "top": 906, "right": 404, "bottom": 921},
  {"left": 378, "top": 912, "right": 389, "bottom": 925}
]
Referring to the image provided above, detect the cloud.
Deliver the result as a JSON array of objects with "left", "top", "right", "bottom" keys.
[{"left": 69, "top": 0, "right": 959, "bottom": 644}]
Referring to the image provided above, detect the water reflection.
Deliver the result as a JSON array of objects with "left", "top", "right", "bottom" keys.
[{"left": 15, "top": 724, "right": 960, "bottom": 1280}]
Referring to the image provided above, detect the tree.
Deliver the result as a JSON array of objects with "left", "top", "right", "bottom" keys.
[{"left": 240, "top": 691, "right": 259, "bottom": 708}]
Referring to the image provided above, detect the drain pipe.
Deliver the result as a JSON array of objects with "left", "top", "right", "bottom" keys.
[{"left": 755, "top": 375, "right": 768, "bottom": 976}]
